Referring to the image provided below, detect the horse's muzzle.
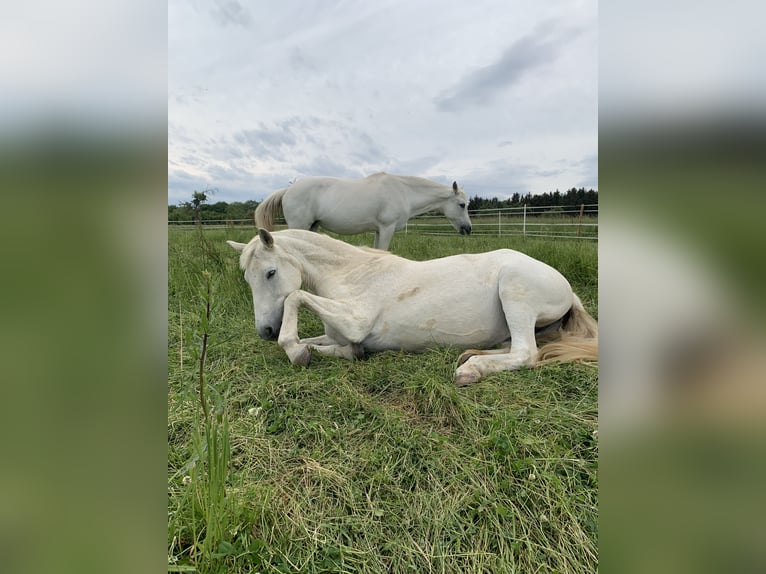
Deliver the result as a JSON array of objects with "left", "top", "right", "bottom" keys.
[
  {"left": 258, "top": 324, "right": 280, "bottom": 340},
  {"left": 459, "top": 224, "right": 472, "bottom": 235}
]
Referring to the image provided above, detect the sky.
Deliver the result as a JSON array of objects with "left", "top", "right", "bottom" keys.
[{"left": 168, "top": 0, "right": 597, "bottom": 204}]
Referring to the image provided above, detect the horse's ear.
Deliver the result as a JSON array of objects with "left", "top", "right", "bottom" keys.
[
  {"left": 452, "top": 181, "right": 459, "bottom": 193},
  {"left": 226, "top": 240, "right": 247, "bottom": 252},
  {"left": 258, "top": 228, "right": 274, "bottom": 249}
]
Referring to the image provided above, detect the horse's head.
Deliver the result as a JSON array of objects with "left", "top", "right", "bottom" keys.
[
  {"left": 227, "top": 229, "right": 302, "bottom": 340},
  {"left": 442, "top": 181, "right": 472, "bottom": 235}
]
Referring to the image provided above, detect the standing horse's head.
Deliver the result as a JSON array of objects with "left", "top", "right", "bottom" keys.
[
  {"left": 442, "top": 181, "right": 472, "bottom": 235},
  {"left": 227, "top": 229, "right": 302, "bottom": 340}
]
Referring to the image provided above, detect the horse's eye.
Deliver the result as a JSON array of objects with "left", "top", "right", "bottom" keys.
[
  {"left": 459, "top": 203, "right": 466, "bottom": 209},
  {"left": 266, "top": 269, "right": 276, "bottom": 279}
]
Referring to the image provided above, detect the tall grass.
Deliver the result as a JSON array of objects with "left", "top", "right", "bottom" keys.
[
  {"left": 168, "top": 227, "right": 598, "bottom": 573},
  {"left": 169, "top": 234, "right": 234, "bottom": 571}
]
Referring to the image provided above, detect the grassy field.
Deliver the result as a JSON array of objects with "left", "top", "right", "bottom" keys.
[{"left": 168, "top": 227, "right": 598, "bottom": 573}]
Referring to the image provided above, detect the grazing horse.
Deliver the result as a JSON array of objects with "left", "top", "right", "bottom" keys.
[
  {"left": 227, "top": 229, "right": 598, "bottom": 385},
  {"left": 254, "top": 172, "right": 472, "bottom": 250}
]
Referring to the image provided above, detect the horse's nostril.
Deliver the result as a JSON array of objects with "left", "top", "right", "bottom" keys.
[{"left": 264, "top": 326, "right": 273, "bottom": 338}]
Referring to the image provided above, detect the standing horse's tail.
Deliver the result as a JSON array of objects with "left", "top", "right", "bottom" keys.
[
  {"left": 254, "top": 187, "right": 289, "bottom": 230},
  {"left": 536, "top": 293, "right": 598, "bottom": 365}
]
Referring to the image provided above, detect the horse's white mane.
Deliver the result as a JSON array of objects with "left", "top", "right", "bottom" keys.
[
  {"left": 366, "top": 172, "right": 459, "bottom": 197},
  {"left": 239, "top": 229, "right": 394, "bottom": 270},
  {"left": 238, "top": 240, "right": 258, "bottom": 270}
]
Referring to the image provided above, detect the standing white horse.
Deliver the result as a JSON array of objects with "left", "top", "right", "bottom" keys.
[
  {"left": 254, "top": 172, "right": 472, "bottom": 250},
  {"left": 227, "top": 229, "right": 597, "bottom": 385}
]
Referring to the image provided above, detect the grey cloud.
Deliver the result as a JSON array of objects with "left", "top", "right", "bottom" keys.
[
  {"left": 388, "top": 155, "right": 443, "bottom": 176},
  {"left": 348, "top": 130, "right": 388, "bottom": 164},
  {"left": 293, "top": 155, "right": 361, "bottom": 178},
  {"left": 169, "top": 163, "right": 289, "bottom": 203},
  {"left": 207, "top": 163, "right": 254, "bottom": 183},
  {"left": 463, "top": 154, "right": 598, "bottom": 198},
  {"left": 571, "top": 153, "right": 598, "bottom": 188},
  {"left": 288, "top": 47, "right": 316, "bottom": 73},
  {"left": 435, "top": 19, "right": 584, "bottom": 112},
  {"left": 180, "top": 154, "right": 206, "bottom": 167},
  {"left": 534, "top": 167, "right": 566, "bottom": 178},
  {"left": 460, "top": 160, "right": 541, "bottom": 198},
  {"left": 573, "top": 153, "right": 598, "bottom": 172},
  {"left": 233, "top": 123, "right": 298, "bottom": 161},
  {"left": 211, "top": 0, "right": 252, "bottom": 28},
  {"left": 233, "top": 116, "right": 389, "bottom": 169}
]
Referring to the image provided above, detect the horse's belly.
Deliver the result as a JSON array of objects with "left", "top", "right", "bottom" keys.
[
  {"left": 318, "top": 215, "right": 377, "bottom": 234},
  {"left": 362, "top": 299, "right": 509, "bottom": 352}
]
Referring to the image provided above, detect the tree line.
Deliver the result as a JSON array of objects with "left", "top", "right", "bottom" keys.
[
  {"left": 168, "top": 187, "right": 598, "bottom": 223},
  {"left": 466, "top": 187, "right": 598, "bottom": 211}
]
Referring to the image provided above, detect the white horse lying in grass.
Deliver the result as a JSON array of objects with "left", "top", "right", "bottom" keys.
[
  {"left": 227, "top": 229, "right": 597, "bottom": 385},
  {"left": 254, "top": 172, "right": 472, "bottom": 250}
]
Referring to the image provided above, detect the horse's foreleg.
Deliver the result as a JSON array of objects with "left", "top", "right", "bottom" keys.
[
  {"left": 278, "top": 291, "right": 371, "bottom": 365},
  {"left": 299, "top": 334, "right": 336, "bottom": 346},
  {"left": 299, "top": 335, "right": 364, "bottom": 361},
  {"left": 456, "top": 344, "right": 512, "bottom": 367}
]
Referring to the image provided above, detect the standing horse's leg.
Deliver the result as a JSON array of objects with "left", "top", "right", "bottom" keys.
[
  {"left": 278, "top": 290, "right": 372, "bottom": 365},
  {"left": 374, "top": 224, "right": 396, "bottom": 250}
]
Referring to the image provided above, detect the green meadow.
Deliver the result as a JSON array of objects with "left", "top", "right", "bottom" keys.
[{"left": 168, "top": 227, "right": 598, "bottom": 573}]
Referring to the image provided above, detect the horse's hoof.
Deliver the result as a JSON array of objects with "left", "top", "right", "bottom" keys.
[
  {"left": 291, "top": 346, "right": 312, "bottom": 367},
  {"left": 457, "top": 350, "right": 481, "bottom": 367},
  {"left": 351, "top": 343, "right": 365, "bottom": 360},
  {"left": 454, "top": 371, "right": 481, "bottom": 387}
]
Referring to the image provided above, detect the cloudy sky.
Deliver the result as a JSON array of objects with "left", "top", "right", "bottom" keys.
[{"left": 169, "top": 0, "right": 597, "bottom": 204}]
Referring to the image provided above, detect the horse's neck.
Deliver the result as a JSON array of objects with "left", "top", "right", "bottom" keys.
[
  {"left": 282, "top": 234, "right": 368, "bottom": 294},
  {"left": 401, "top": 178, "right": 450, "bottom": 216}
]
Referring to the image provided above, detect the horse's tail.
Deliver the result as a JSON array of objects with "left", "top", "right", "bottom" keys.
[
  {"left": 536, "top": 293, "right": 598, "bottom": 365},
  {"left": 254, "top": 187, "right": 289, "bottom": 230}
]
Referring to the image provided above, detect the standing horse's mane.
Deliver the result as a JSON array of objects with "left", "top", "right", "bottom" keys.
[{"left": 366, "top": 172, "right": 460, "bottom": 197}]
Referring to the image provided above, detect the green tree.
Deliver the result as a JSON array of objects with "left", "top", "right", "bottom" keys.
[{"left": 183, "top": 188, "right": 216, "bottom": 224}]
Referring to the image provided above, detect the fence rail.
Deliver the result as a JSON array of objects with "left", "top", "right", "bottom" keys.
[{"left": 169, "top": 204, "right": 598, "bottom": 240}]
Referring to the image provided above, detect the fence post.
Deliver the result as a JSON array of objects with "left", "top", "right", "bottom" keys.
[
  {"left": 577, "top": 203, "right": 584, "bottom": 237},
  {"left": 523, "top": 204, "right": 527, "bottom": 236},
  {"left": 498, "top": 210, "right": 501, "bottom": 237}
]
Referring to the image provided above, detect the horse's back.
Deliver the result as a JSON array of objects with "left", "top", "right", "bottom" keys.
[
  {"left": 282, "top": 175, "right": 405, "bottom": 233},
  {"left": 362, "top": 249, "right": 573, "bottom": 351},
  {"left": 447, "top": 249, "right": 573, "bottom": 313}
]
